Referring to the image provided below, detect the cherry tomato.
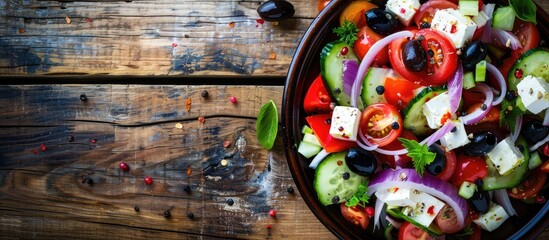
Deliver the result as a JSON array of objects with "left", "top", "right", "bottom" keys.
[
  {"left": 435, "top": 147, "right": 457, "bottom": 182},
  {"left": 378, "top": 130, "right": 418, "bottom": 168},
  {"left": 465, "top": 103, "right": 500, "bottom": 124},
  {"left": 499, "top": 19, "right": 540, "bottom": 77},
  {"left": 340, "top": 203, "right": 371, "bottom": 230},
  {"left": 469, "top": 224, "right": 482, "bottom": 240},
  {"left": 540, "top": 160, "right": 549, "bottom": 173},
  {"left": 435, "top": 205, "right": 466, "bottom": 234},
  {"left": 354, "top": 26, "right": 390, "bottom": 66},
  {"left": 389, "top": 29, "right": 458, "bottom": 86},
  {"left": 303, "top": 75, "right": 333, "bottom": 114},
  {"left": 359, "top": 103, "right": 403, "bottom": 147},
  {"left": 317, "top": 0, "right": 331, "bottom": 12},
  {"left": 450, "top": 154, "right": 488, "bottom": 187},
  {"left": 399, "top": 222, "right": 445, "bottom": 240},
  {"left": 339, "top": 0, "right": 378, "bottom": 28},
  {"left": 508, "top": 169, "right": 547, "bottom": 199},
  {"left": 383, "top": 76, "right": 421, "bottom": 110},
  {"left": 306, "top": 114, "right": 358, "bottom": 153},
  {"left": 413, "top": 0, "right": 458, "bottom": 28}
]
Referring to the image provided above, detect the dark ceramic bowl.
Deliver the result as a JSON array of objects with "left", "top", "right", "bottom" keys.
[{"left": 282, "top": 0, "right": 549, "bottom": 239}]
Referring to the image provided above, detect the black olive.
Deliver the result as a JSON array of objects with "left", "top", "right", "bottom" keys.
[
  {"left": 426, "top": 144, "right": 446, "bottom": 176},
  {"left": 505, "top": 90, "right": 517, "bottom": 100},
  {"left": 522, "top": 120, "right": 549, "bottom": 145},
  {"left": 419, "top": 22, "right": 430, "bottom": 29},
  {"left": 468, "top": 188, "right": 490, "bottom": 214},
  {"left": 257, "top": 0, "right": 295, "bottom": 22},
  {"left": 345, "top": 148, "right": 378, "bottom": 176},
  {"left": 365, "top": 9, "right": 399, "bottom": 35},
  {"left": 402, "top": 39, "right": 427, "bottom": 72},
  {"left": 460, "top": 41, "right": 488, "bottom": 71},
  {"left": 463, "top": 131, "right": 498, "bottom": 156}
]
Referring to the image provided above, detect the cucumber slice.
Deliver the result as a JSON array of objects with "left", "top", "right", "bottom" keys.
[
  {"left": 475, "top": 60, "right": 487, "bottom": 82},
  {"left": 298, "top": 141, "right": 321, "bottom": 158},
  {"left": 459, "top": 0, "right": 479, "bottom": 16},
  {"left": 320, "top": 41, "right": 360, "bottom": 107},
  {"left": 314, "top": 151, "right": 368, "bottom": 206},
  {"left": 402, "top": 86, "right": 447, "bottom": 136},
  {"left": 507, "top": 48, "right": 549, "bottom": 91},
  {"left": 302, "top": 125, "right": 313, "bottom": 134},
  {"left": 492, "top": 6, "right": 516, "bottom": 31},
  {"left": 528, "top": 151, "right": 542, "bottom": 170},
  {"left": 361, "top": 67, "right": 394, "bottom": 106},
  {"left": 458, "top": 181, "right": 476, "bottom": 199},
  {"left": 482, "top": 137, "right": 530, "bottom": 191},
  {"left": 463, "top": 71, "right": 476, "bottom": 89},
  {"left": 302, "top": 132, "right": 321, "bottom": 146}
]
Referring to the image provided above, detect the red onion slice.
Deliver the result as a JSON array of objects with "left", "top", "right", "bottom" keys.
[
  {"left": 529, "top": 134, "right": 549, "bottom": 152},
  {"left": 351, "top": 31, "right": 414, "bottom": 108},
  {"left": 544, "top": 109, "right": 549, "bottom": 126},
  {"left": 309, "top": 149, "right": 329, "bottom": 169},
  {"left": 448, "top": 65, "right": 463, "bottom": 113},
  {"left": 511, "top": 115, "right": 523, "bottom": 143},
  {"left": 422, "top": 121, "right": 456, "bottom": 147},
  {"left": 342, "top": 59, "right": 359, "bottom": 95},
  {"left": 491, "top": 29, "right": 522, "bottom": 50},
  {"left": 486, "top": 62, "right": 506, "bottom": 105},
  {"left": 460, "top": 83, "right": 494, "bottom": 125},
  {"left": 494, "top": 189, "right": 517, "bottom": 216},
  {"left": 386, "top": 215, "right": 402, "bottom": 229},
  {"left": 368, "top": 168, "right": 469, "bottom": 227},
  {"left": 374, "top": 198, "right": 385, "bottom": 230}
]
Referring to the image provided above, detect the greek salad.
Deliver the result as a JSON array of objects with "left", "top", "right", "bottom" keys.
[{"left": 297, "top": 0, "right": 549, "bottom": 239}]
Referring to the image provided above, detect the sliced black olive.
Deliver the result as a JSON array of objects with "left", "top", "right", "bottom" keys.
[
  {"left": 426, "top": 144, "right": 446, "bottom": 176},
  {"left": 460, "top": 41, "right": 488, "bottom": 71},
  {"left": 522, "top": 120, "right": 549, "bottom": 145},
  {"left": 463, "top": 131, "right": 498, "bottom": 156},
  {"left": 365, "top": 9, "right": 399, "bottom": 35},
  {"left": 402, "top": 39, "right": 427, "bottom": 72},
  {"left": 257, "top": 0, "right": 295, "bottom": 22},
  {"left": 345, "top": 148, "right": 378, "bottom": 176}
]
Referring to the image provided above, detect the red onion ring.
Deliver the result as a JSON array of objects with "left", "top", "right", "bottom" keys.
[
  {"left": 529, "top": 135, "right": 549, "bottom": 152},
  {"left": 448, "top": 65, "right": 463, "bottom": 113},
  {"left": 491, "top": 29, "right": 523, "bottom": 50},
  {"left": 308, "top": 149, "right": 329, "bottom": 169},
  {"left": 487, "top": 62, "right": 507, "bottom": 105},
  {"left": 494, "top": 189, "right": 517, "bottom": 216},
  {"left": 351, "top": 31, "right": 414, "bottom": 108},
  {"left": 342, "top": 59, "right": 359, "bottom": 95},
  {"left": 544, "top": 110, "right": 549, "bottom": 126},
  {"left": 511, "top": 115, "right": 523, "bottom": 143},
  {"left": 460, "top": 83, "right": 494, "bottom": 125}
]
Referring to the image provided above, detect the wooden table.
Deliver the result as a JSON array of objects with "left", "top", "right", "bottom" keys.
[{"left": 0, "top": 0, "right": 548, "bottom": 239}]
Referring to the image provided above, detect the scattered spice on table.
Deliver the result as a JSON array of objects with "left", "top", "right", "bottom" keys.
[
  {"left": 255, "top": 18, "right": 264, "bottom": 28},
  {"left": 201, "top": 90, "right": 209, "bottom": 98},
  {"left": 266, "top": 224, "right": 272, "bottom": 229},
  {"left": 198, "top": 116, "right": 205, "bottom": 123},
  {"left": 269, "top": 209, "right": 276, "bottom": 218},
  {"left": 134, "top": 206, "right": 140, "bottom": 212},
  {"left": 229, "top": 22, "right": 235, "bottom": 28},
  {"left": 230, "top": 96, "right": 237, "bottom": 104},
  {"left": 33, "top": 149, "right": 38, "bottom": 155},
  {"left": 175, "top": 123, "right": 183, "bottom": 129},
  {"left": 119, "top": 162, "right": 129, "bottom": 171},
  {"left": 186, "top": 98, "right": 192, "bottom": 111},
  {"left": 187, "top": 212, "right": 194, "bottom": 219},
  {"left": 223, "top": 140, "right": 231, "bottom": 148},
  {"left": 287, "top": 186, "right": 294, "bottom": 194},
  {"left": 269, "top": 52, "right": 276, "bottom": 60},
  {"left": 65, "top": 16, "right": 72, "bottom": 24},
  {"left": 226, "top": 198, "right": 234, "bottom": 206},
  {"left": 67, "top": 135, "right": 74, "bottom": 142},
  {"left": 183, "top": 185, "right": 191, "bottom": 194},
  {"left": 163, "top": 210, "right": 171, "bottom": 218},
  {"left": 86, "top": 18, "right": 93, "bottom": 23},
  {"left": 186, "top": 167, "right": 192, "bottom": 177},
  {"left": 220, "top": 159, "right": 228, "bottom": 166},
  {"left": 144, "top": 176, "right": 153, "bottom": 185},
  {"left": 18, "top": 28, "right": 25, "bottom": 34},
  {"left": 172, "top": 43, "right": 178, "bottom": 48},
  {"left": 40, "top": 143, "right": 46, "bottom": 152},
  {"left": 90, "top": 139, "right": 97, "bottom": 144},
  {"left": 79, "top": 94, "right": 88, "bottom": 101}
]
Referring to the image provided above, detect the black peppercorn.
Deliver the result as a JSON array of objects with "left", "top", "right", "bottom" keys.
[
  {"left": 201, "top": 90, "right": 209, "bottom": 98},
  {"left": 134, "top": 206, "right": 140, "bottom": 212},
  {"left": 187, "top": 212, "right": 194, "bottom": 219},
  {"left": 183, "top": 185, "right": 191, "bottom": 194},
  {"left": 226, "top": 198, "right": 234, "bottom": 206},
  {"left": 286, "top": 186, "right": 294, "bottom": 194},
  {"left": 164, "top": 210, "right": 171, "bottom": 218},
  {"left": 79, "top": 94, "right": 88, "bottom": 101}
]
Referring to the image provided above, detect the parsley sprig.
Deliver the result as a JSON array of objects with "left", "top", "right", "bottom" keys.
[
  {"left": 500, "top": 98, "right": 525, "bottom": 131},
  {"left": 345, "top": 182, "right": 370, "bottom": 207},
  {"left": 333, "top": 20, "right": 359, "bottom": 46},
  {"left": 399, "top": 138, "right": 436, "bottom": 177}
]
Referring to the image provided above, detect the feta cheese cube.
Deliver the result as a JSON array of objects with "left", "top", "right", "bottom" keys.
[
  {"left": 473, "top": 203, "right": 509, "bottom": 232},
  {"left": 422, "top": 91, "right": 454, "bottom": 129},
  {"left": 401, "top": 190, "right": 445, "bottom": 227},
  {"left": 386, "top": 0, "right": 420, "bottom": 26},
  {"left": 516, "top": 75, "right": 549, "bottom": 114},
  {"left": 440, "top": 119, "right": 470, "bottom": 151},
  {"left": 329, "top": 106, "right": 361, "bottom": 141},
  {"left": 375, "top": 188, "right": 415, "bottom": 207},
  {"left": 486, "top": 137, "right": 525, "bottom": 175},
  {"left": 430, "top": 8, "right": 477, "bottom": 48}
]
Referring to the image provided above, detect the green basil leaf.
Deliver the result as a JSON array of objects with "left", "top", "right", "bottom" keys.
[
  {"left": 510, "top": 0, "right": 537, "bottom": 24},
  {"left": 256, "top": 100, "right": 278, "bottom": 150}
]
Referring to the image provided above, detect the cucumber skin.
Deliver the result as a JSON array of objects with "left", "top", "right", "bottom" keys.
[
  {"left": 362, "top": 67, "right": 392, "bottom": 106},
  {"left": 320, "top": 41, "right": 359, "bottom": 107},
  {"left": 482, "top": 137, "right": 530, "bottom": 191},
  {"left": 402, "top": 86, "right": 447, "bottom": 136},
  {"left": 314, "top": 151, "right": 368, "bottom": 206},
  {"left": 507, "top": 48, "right": 549, "bottom": 91}
]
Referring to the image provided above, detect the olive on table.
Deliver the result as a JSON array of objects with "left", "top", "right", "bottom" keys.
[
  {"left": 522, "top": 120, "right": 549, "bottom": 145},
  {"left": 460, "top": 41, "right": 488, "bottom": 71},
  {"left": 345, "top": 148, "right": 377, "bottom": 176},
  {"left": 365, "top": 9, "right": 399, "bottom": 35},
  {"left": 426, "top": 144, "right": 446, "bottom": 176},
  {"left": 402, "top": 39, "right": 427, "bottom": 72},
  {"left": 463, "top": 131, "right": 498, "bottom": 156},
  {"left": 257, "top": 0, "right": 295, "bottom": 22}
]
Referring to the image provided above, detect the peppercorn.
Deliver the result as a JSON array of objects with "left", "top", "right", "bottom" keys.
[
  {"left": 163, "top": 210, "right": 171, "bottom": 218},
  {"left": 286, "top": 186, "right": 294, "bottom": 194},
  {"left": 183, "top": 185, "right": 191, "bottom": 194},
  {"left": 226, "top": 198, "right": 234, "bottom": 206},
  {"left": 79, "top": 94, "right": 88, "bottom": 101},
  {"left": 134, "top": 206, "right": 140, "bottom": 212},
  {"left": 201, "top": 90, "right": 209, "bottom": 98},
  {"left": 187, "top": 212, "right": 194, "bottom": 219}
]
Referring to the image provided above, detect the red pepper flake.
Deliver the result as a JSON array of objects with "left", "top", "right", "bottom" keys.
[
  {"left": 514, "top": 68, "right": 523, "bottom": 79},
  {"left": 269, "top": 52, "right": 277, "bottom": 60},
  {"left": 198, "top": 116, "right": 205, "bottom": 123},
  {"left": 40, "top": 143, "right": 46, "bottom": 152},
  {"left": 337, "top": 160, "right": 343, "bottom": 166},
  {"left": 450, "top": 24, "right": 457, "bottom": 34},
  {"left": 186, "top": 166, "right": 192, "bottom": 177},
  {"left": 400, "top": 8, "right": 406, "bottom": 14},
  {"left": 90, "top": 139, "right": 97, "bottom": 144},
  {"left": 186, "top": 98, "right": 192, "bottom": 111},
  {"left": 440, "top": 112, "right": 452, "bottom": 125},
  {"left": 144, "top": 176, "right": 153, "bottom": 185},
  {"left": 427, "top": 205, "right": 435, "bottom": 215},
  {"left": 340, "top": 46, "right": 348, "bottom": 56},
  {"left": 119, "top": 162, "right": 130, "bottom": 171},
  {"left": 269, "top": 209, "right": 277, "bottom": 218},
  {"left": 365, "top": 206, "right": 375, "bottom": 217},
  {"left": 33, "top": 149, "right": 38, "bottom": 155},
  {"left": 18, "top": 28, "right": 26, "bottom": 34},
  {"left": 229, "top": 22, "right": 235, "bottom": 28},
  {"left": 86, "top": 18, "right": 93, "bottom": 23},
  {"left": 223, "top": 140, "right": 231, "bottom": 148},
  {"left": 256, "top": 19, "right": 264, "bottom": 24},
  {"left": 496, "top": 217, "right": 503, "bottom": 221},
  {"left": 230, "top": 96, "right": 237, "bottom": 104},
  {"left": 470, "top": 211, "right": 479, "bottom": 220},
  {"left": 172, "top": 43, "right": 178, "bottom": 48},
  {"left": 266, "top": 224, "right": 272, "bottom": 229}
]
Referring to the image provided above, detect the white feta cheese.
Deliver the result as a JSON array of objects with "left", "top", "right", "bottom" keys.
[
  {"left": 329, "top": 106, "right": 361, "bottom": 141},
  {"left": 386, "top": 0, "right": 420, "bottom": 27},
  {"left": 486, "top": 137, "right": 525, "bottom": 175},
  {"left": 473, "top": 203, "right": 509, "bottom": 232},
  {"left": 430, "top": 8, "right": 477, "bottom": 48},
  {"left": 401, "top": 190, "right": 445, "bottom": 228},
  {"left": 422, "top": 91, "right": 454, "bottom": 129},
  {"left": 440, "top": 119, "right": 470, "bottom": 151},
  {"left": 375, "top": 188, "right": 415, "bottom": 207},
  {"left": 516, "top": 75, "right": 549, "bottom": 114}
]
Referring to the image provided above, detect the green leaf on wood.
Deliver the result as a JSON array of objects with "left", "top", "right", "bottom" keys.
[{"left": 257, "top": 100, "right": 278, "bottom": 150}]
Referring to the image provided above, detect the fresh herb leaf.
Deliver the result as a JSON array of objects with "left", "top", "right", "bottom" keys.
[
  {"left": 345, "top": 182, "right": 370, "bottom": 207},
  {"left": 399, "top": 138, "right": 436, "bottom": 176},
  {"left": 333, "top": 20, "right": 359, "bottom": 46},
  {"left": 256, "top": 100, "right": 278, "bottom": 150},
  {"left": 509, "top": 0, "right": 537, "bottom": 24},
  {"left": 500, "top": 98, "right": 525, "bottom": 131}
]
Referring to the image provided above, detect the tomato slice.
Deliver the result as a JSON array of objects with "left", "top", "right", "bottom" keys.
[
  {"left": 498, "top": 19, "right": 540, "bottom": 77},
  {"left": 378, "top": 130, "right": 417, "bottom": 168},
  {"left": 354, "top": 26, "right": 390, "bottom": 66},
  {"left": 317, "top": 0, "right": 331, "bottom": 12},
  {"left": 359, "top": 103, "right": 403, "bottom": 147},
  {"left": 339, "top": 0, "right": 378, "bottom": 28},
  {"left": 435, "top": 147, "right": 457, "bottom": 182},
  {"left": 399, "top": 222, "right": 444, "bottom": 240},
  {"left": 340, "top": 203, "right": 371, "bottom": 230},
  {"left": 383, "top": 76, "right": 421, "bottom": 110},
  {"left": 303, "top": 75, "right": 333, "bottom": 114},
  {"left": 540, "top": 160, "right": 549, "bottom": 173},
  {"left": 435, "top": 205, "right": 465, "bottom": 234},
  {"left": 413, "top": 0, "right": 458, "bottom": 28},
  {"left": 508, "top": 169, "right": 547, "bottom": 199},
  {"left": 306, "top": 114, "right": 357, "bottom": 153},
  {"left": 450, "top": 154, "right": 488, "bottom": 188},
  {"left": 389, "top": 29, "right": 458, "bottom": 86},
  {"left": 465, "top": 103, "right": 500, "bottom": 124}
]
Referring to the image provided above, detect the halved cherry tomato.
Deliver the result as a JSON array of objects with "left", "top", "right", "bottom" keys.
[
  {"left": 306, "top": 114, "right": 357, "bottom": 153},
  {"left": 340, "top": 203, "right": 371, "bottom": 230},
  {"left": 413, "top": 0, "right": 458, "bottom": 28},
  {"left": 303, "top": 75, "right": 333, "bottom": 114},
  {"left": 499, "top": 19, "right": 540, "bottom": 77},
  {"left": 378, "top": 130, "right": 417, "bottom": 168},
  {"left": 354, "top": 26, "right": 390, "bottom": 66},
  {"left": 389, "top": 29, "right": 458, "bottom": 86},
  {"left": 450, "top": 154, "right": 488, "bottom": 187},
  {"left": 399, "top": 222, "right": 444, "bottom": 240},
  {"left": 383, "top": 76, "right": 421, "bottom": 110},
  {"left": 435, "top": 147, "right": 457, "bottom": 182},
  {"left": 317, "top": 0, "right": 331, "bottom": 12},
  {"left": 435, "top": 205, "right": 466, "bottom": 234},
  {"left": 339, "top": 0, "right": 378, "bottom": 28},
  {"left": 508, "top": 169, "right": 547, "bottom": 199},
  {"left": 359, "top": 103, "right": 403, "bottom": 147},
  {"left": 466, "top": 103, "right": 500, "bottom": 124}
]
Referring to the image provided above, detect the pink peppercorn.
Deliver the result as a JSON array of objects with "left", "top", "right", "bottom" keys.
[
  {"left": 230, "top": 96, "right": 237, "bottom": 104},
  {"left": 119, "top": 162, "right": 129, "bottom": 171},
  {"left": 269, "top": 209, "right": 276, "bottom": 218},
  {"left": 365, "top": 206, "right": 375, "bottom": 217},
  {"left": 144, "top": 176, "right": 153, "bottom": 185}
]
